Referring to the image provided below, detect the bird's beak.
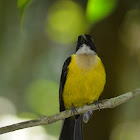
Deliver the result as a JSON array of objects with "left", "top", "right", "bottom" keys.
[{"left": 81, "top": 34, "right": 88, "bottom": 43}]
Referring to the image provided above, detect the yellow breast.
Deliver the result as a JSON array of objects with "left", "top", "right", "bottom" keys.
[{"left": 62, "top": 54, "right": 106, "bottom": 110}]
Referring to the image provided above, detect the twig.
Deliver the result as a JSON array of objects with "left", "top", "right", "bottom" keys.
[{"left": 0, "top": 88, "right": 140, "bottom": 134}]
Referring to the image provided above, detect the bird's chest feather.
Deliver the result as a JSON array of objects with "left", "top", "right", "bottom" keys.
[{"left": 62, "top": 54, "right": 106, "bottom": 110}]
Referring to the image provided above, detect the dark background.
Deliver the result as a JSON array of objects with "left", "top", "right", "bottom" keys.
[{"left": 0, "top": 0, "right": 140, "bottom": 140}]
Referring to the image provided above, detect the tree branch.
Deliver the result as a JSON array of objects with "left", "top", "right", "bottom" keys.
[{"left": 0, "top": 88, "right": 140, "bottom": 134}]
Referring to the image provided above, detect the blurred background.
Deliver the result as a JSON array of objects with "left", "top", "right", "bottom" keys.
[{"left": 0, "top": 0, "right": 140, "bottom": 139}]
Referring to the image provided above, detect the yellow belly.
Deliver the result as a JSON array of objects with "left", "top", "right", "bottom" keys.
[{"left": 62, "top": 54, "right": 106, "bottom": 110}]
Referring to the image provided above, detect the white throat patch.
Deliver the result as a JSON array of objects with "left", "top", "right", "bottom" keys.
[{"left": 76, "top": 44, "right": 96, "bottom": 55}]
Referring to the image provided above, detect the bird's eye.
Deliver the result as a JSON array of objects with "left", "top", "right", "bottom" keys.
[
  {"left": 88, "top": 36, "right": 93, "bottom": 42},
  {"left": 85, "top": 35, "right": 93, "bottom": 42}
]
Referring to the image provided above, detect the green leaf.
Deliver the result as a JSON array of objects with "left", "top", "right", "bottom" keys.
[
  {"left": 17, "top": 0, "right": 33, "bottom": 27},
  {"left": 86, "top": 0, "right": 118, "bottom": 24}
]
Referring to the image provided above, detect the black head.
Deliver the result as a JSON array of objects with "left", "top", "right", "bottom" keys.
[{"left": 75, "top": 34, "right": 96, "bottom": 53}]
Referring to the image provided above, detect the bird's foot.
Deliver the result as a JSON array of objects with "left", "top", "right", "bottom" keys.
[
  {"left": 93, "top": 100, "right": 101, "bottom": 111},
  {"left": 71, "top": 104, "right": 78, "bottom": 116}
]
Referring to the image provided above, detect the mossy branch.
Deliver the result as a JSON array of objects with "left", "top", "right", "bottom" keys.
[{"left": 0, "top": 88, "right": 140, "bottom": 134}]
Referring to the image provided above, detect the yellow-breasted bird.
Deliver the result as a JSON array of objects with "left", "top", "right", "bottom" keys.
[{"left": 59, "top": 34, "right": 106, "bottom": 140}]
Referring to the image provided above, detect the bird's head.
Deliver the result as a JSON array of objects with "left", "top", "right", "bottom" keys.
[{"left": 76, "top": 34, "right": 96, "bottom": 55}]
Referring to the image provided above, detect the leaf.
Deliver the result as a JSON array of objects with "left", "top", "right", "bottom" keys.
[
  {"left": 17, "top": 0, "right": 33, "bottom": 27},
  {"left": 86, "top": 0, "right": 118, "bottom": 24}
]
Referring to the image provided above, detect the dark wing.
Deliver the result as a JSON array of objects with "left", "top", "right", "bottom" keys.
[{"left": 59, "top": 56, "right": 71, "bottom": 112}]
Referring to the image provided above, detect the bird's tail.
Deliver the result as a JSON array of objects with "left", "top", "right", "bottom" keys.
[{"left": 59, "top": 115, "right": 83, "bottom": 140}]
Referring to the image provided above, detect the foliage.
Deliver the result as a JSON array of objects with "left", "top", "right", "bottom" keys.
[
  {"left": 86, "top": 0, "right": 118, "bottom": 24},
  {"left": 18, "top": 0, "right": 34, "bottom": 26}
]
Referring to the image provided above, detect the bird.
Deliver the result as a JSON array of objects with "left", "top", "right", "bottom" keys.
[{"left": 59, "top": 34, "right": 106, "bottom": 140}]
